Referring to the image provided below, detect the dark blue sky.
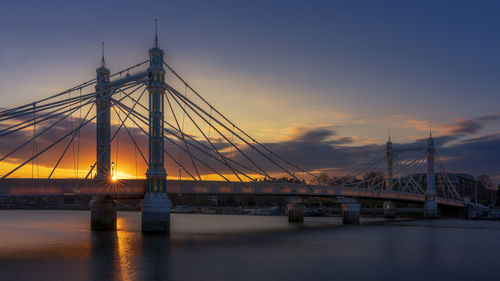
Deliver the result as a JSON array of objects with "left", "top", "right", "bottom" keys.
[
  {"left": 0, "top": 0, "right": 499, "bottom": 181},
  {"left": 2, "top": 1, "right": 499, "bottom": 117}
]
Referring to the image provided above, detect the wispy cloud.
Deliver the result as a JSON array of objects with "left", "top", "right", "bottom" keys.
[{"left": 395, "top": 113, "right": 500, "bottom": 144}]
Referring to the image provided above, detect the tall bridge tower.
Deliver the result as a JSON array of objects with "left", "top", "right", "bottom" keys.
[
  {"left": 424, "top": 133, "right": 438, "bottom": 217},
  {"left": 90, "top": 44, "right": 117, "bottom": 231},
  {"left": 384, "top": 135, "right": 393, "bottom": 191},
  {"left": 383, "top": 134, "right": 396, "bottom": 218},
  {"left": 140, "top": 25, "right": 172, "bottom": 233},
  {"left": 95, "top": 43, "right": 111, "bottom": 180}
]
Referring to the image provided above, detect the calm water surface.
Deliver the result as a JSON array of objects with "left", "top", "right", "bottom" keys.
[{"left": 0, "top": 210, "right": 499, "bottom": 281}]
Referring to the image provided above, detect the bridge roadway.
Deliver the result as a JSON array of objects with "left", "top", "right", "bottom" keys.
[{"left": 0, "top": 179, "right": 464, "bottom": 207}]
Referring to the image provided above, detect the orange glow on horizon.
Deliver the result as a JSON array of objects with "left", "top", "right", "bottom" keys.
[{"left": 0, "top": 160, "right": 278, "bottom": 182}]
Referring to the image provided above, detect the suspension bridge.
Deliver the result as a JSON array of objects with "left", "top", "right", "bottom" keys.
[{"left": 0, "top": 29, "right": 463, "bottom": 233}]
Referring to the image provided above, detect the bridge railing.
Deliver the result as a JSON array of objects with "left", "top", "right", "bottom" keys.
[{"left": 0, "top": 179, "right": 463, "bottom": 207}]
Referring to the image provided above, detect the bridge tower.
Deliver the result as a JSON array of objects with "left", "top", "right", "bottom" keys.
[
  {"left": 383, "top": 133, "right": 396, "bottom": 218},
  {"left": 95, "top": 43, "right": 111, "bottom": 180},
  {"left": 140, "top": 25, "right": 172, "bottom": 234},
  {"left": 384, "top": 133, "right": 393, "bottom": 191},
  {"left": 90, "top": 43, "right": 117, "bottom": 231},
  {"left": 424, "top": 132, "right": 438, "bottom": 217}
]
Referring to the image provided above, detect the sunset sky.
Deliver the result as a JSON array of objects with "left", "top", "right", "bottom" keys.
[{"left": 0, "top": 0, "right": 499, "bottom": 182}]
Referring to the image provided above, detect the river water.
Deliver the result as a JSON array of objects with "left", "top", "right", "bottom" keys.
[{"left": 0, "top": 210, "right": 499, "bottom": 281}]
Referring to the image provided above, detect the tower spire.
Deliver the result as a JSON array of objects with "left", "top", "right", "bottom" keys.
[
  {"left": 154, "top": 19, "right": 158, "bottom": 48},
  {"left": 388, "top": 129, "right": 391, "bottom": 142},
  {"left": 100, "top": 42, "right": 106, "bottom": 68},
  {"left": 429, "top": 122, "right": 432, "bottom": 138}
]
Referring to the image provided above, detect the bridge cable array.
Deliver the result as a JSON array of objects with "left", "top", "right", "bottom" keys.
[
  {"left": 0, "top": 61, "right": 147, "bottom": 180},
  {"left": 0, "top": 57, "right": 461, "bottom": 203}
]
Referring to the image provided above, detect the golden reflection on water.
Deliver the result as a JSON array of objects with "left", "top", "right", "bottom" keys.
[{"left": 116, "top": 217, "right": 139, "bottom": 281}]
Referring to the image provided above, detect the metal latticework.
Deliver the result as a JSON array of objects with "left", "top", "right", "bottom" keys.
[{"left": 336, "top": 138, "right": 461, "bottom": 201}]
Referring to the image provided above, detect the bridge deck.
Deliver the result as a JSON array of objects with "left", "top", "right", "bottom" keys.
[{"left": 0, "top": 179, "right": 464, "bottom": 207}]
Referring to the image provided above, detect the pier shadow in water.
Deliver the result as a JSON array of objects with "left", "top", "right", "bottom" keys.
[
  {"left": 89, "top": 230, "right": 172, "bottom": 281},
  {"left": 90, "top": 232, "right": 120, "bottom": 281}
]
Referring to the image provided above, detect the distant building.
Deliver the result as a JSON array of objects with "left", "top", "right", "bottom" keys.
[
  {"left": 448, "top": 173, "right": 475, "bottom": 198},
  {"left": 408, "top": 173, "right": 491, "bottom": 205},
  {"left": 448, "top": 173, "right": 490, "bottom": 204}
]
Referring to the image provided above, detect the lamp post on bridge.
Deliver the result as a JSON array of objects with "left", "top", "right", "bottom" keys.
[{"left": 140, "top": 24, "right": 172, "bottom": 234}]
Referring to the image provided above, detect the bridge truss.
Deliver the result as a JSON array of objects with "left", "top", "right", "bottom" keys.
[{"left": 336, "top": 144, "right": 461, "bottom": 201}]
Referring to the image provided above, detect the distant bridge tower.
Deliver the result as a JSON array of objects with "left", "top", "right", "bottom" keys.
[
  {"left": 383, "top": 132, "right": 396, "bottom": 218},
  {"left": 90, "top": 43, "right": 117, "bottom": 231},
  {"left": 424, "top": 132, "right": 438, "bottom": 217},
  {"left": 95, "top": 43, "right": 111, "bottom": 180},
  {"left": 384, "top": 134, "right": 393, "bottom": 191},
  {"left": 141, "top": 24, "right": 172, "bottom": 234}
]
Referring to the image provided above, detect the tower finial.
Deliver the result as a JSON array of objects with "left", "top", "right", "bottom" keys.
[
  {"left": 429, "top": 122, "right": 432, "bottom": 138},
  {"left": 100, "top": 42, "right": 106, "bottom": 68},
  {"left": 154, "top": 18, "right": 158, "bottom": 48},
  {"left": 388, "top": 129, "right": 391, "bottom": 142}
]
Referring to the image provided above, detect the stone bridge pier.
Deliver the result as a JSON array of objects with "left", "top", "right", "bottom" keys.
[
  {"left": 286, "top": 197, "right": 304, "bottom": 223},
  {"left": 338, "top": 197, "right": 361, "bottom": 224},
  {"left": 90, "top": 195, "right": 117, "bottom": 231}
]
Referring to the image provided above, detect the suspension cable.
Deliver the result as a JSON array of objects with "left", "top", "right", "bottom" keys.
[
  {"left": 0, "top": 82, "right": 139, "bottom": 136},
  {"left": 165, "top": 92, "right": 202, "bottom": 181},
  {"left": 112, "top": 104, "right": 202, "bottom": 181},
  {"left": 0, "top": 82, "right": 142, "bottom": 179},
  {"left": 48, "top": 103, "right": 95, "bottom": 179},
  {"left": 119, "top": 92, "right": 265, "bottom": 177},
  {"left": 134, "top": 120, "right": 138, "bottom": 179},
  {"left": 0, "top": 59, "right": 148, "bottom": 119},
  {"left": 115, "top": 97, "right": 258, "bottom": 180},
  {"left": 85, "top": 84, "right": 146, "bottom": 179},
  {"left": 76, "top": 88, "right": 82, "bottom": 179},
  {"left": 167, "top": 90, "right": 248, "bottom": 182},
  {"left": 32, "top": 103, "right": 36, "bottom": 180},
  {"left": 164, "top": 61, "right": 316, "bottom": 179},
  {"left": 115, "top": 89, "right": 122, "bottom": 179},
  {"left": 69, "top": 90, "right": 76, "bottom": 178},
  {"left": 2, "top": 98, "right": 98, "bottom": 179},
  {"left": 111, "top": 101, "right": 148, "bottom": 166},
  {"left": 204, "top": 107, "right": 213, "bottom": 180},
  {"left": 0, "top": 80, "right": 142, "bottom": 162},
  {"left": 167, "top": 84, "right": 293, "bottom": 181},
  {"left": 179, "top": 84, "right": 187, "bottom": 179},
  {"left": 113, "top": 101, "right": 231, "bottom": 181}
]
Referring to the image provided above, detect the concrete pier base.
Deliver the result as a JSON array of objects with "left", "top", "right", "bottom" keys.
[
  {"left": 286, "top": 197, "right": 304, "bottom": 223},
  {"left": 90, "top": 196, "right": 117, "bottom": 231},
  {"left": 424, "top": 201, "right": 438, "bottom": 218},
  {"left": 339, "top": 198, "right": 361, "bottom": 224},
  {"left": 141, "top": 193, "right": 172, "bottom": 234},
  {"left": 383, "top": 201, "right": 397, "bottom": 218}
]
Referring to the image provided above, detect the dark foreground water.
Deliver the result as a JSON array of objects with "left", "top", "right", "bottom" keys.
[{"left": 0, "top": 211, "right": 499, "bottom": 281}]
